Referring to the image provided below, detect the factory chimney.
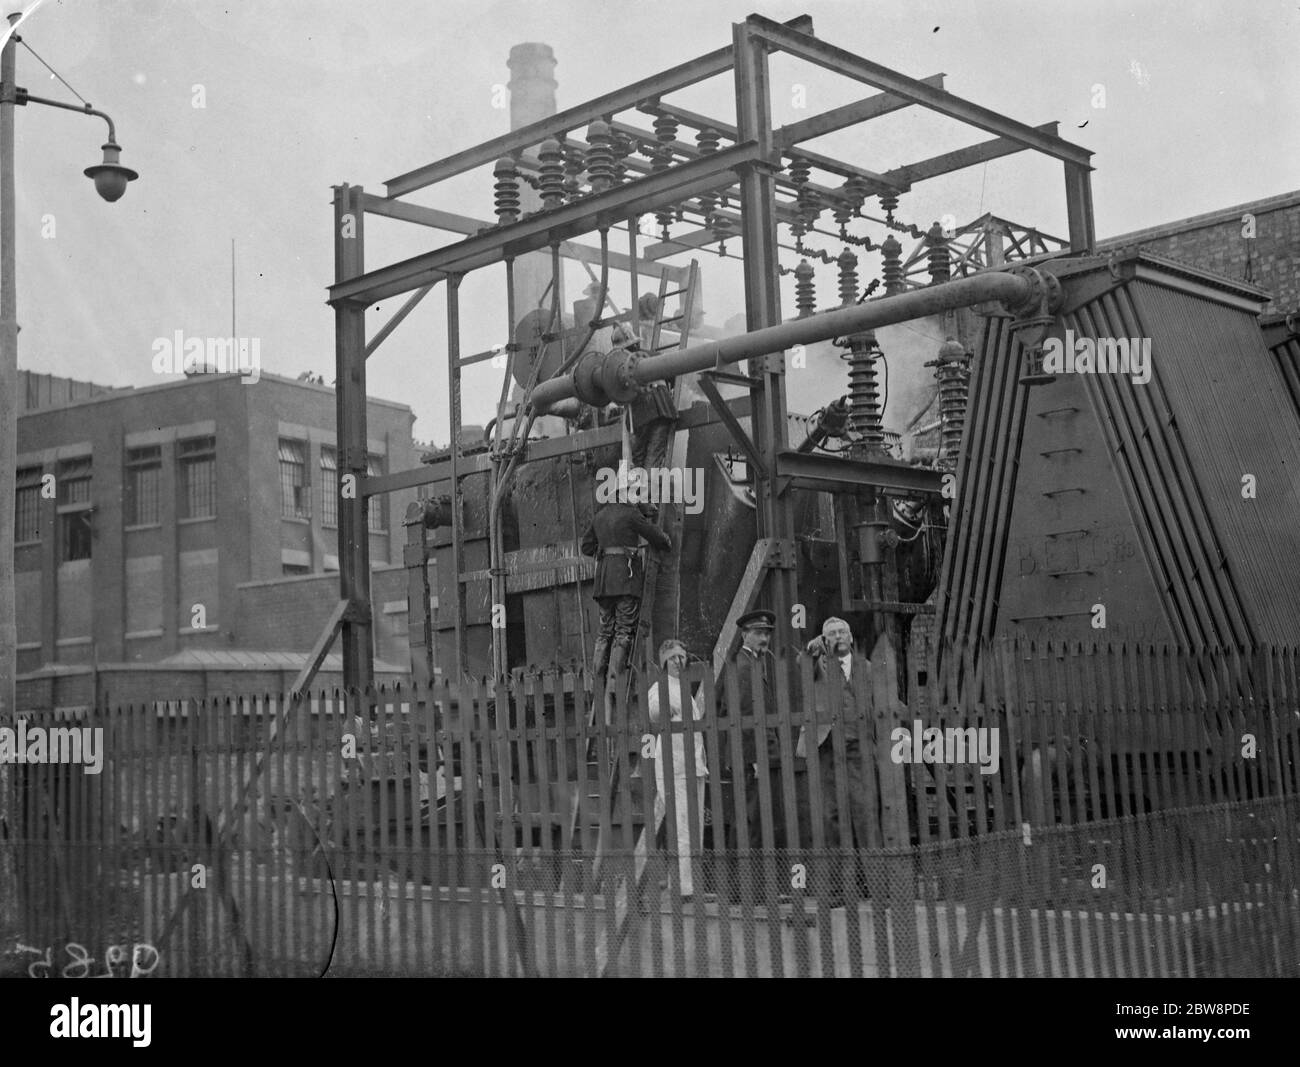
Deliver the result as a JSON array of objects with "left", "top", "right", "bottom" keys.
[{"left": 506, "top": 43, "right": 566, "bottom": 434}]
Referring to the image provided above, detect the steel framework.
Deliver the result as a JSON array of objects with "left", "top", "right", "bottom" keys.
[{"left": 325, "top": 12, "right": 1093, "bottom": 690}]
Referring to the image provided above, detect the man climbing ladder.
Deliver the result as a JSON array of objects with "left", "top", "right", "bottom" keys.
[{"left": 580, "top": 490, "right": 672, "bottom": 689}]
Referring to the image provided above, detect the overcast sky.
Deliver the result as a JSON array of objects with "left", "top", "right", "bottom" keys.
[{"left": 11, "top": 0, "right": 1298, "bottom": 443}]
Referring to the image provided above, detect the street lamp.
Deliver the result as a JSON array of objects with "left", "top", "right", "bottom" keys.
[{"left": 0, "top": 10, "right": 138, "bottom": 725}]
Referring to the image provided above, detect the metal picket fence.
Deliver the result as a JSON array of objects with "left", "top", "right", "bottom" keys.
[{"left": 4, "top": 640, "right": 1298, "bottom": 977}]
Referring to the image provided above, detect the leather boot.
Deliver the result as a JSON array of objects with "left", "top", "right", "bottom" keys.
[
  {"left": 604, "top": 640, "right": 632, "bottom": 728},
  {"left": 607, "top": 640, "right": 630, "bottom": 684},
  {"left": 591, "top": 636, "right": 611, "bottom": 689}
]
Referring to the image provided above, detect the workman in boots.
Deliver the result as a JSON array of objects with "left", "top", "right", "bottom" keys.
[
  {"left": 629, "top": 292, "right": 679, "bottom": 473},
  {"left": 580, "top": 490, "right": 672, "bottom": 688}
]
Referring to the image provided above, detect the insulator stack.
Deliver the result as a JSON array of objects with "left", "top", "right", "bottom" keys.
[
  {"left": 711, "top": 211, "right": 734, "bottom": 254},
  {"left": 537, "top": 139, "right": 565, "bottom": 210},
  {"left": 844, "top": 175, "right": 872, "bottom": 211},
  {"left": 562, "top": 143, "right": 585, "bottom": 201},
  {"left": 585, "top": 120, "right": 615, "bottom": 193},
  {"left": 695, "top": 127, "right": 720, "bottom": 221},
  {"left": 653, "top": 114, "right": 679, "bottom": 238},
  {"left": 610, "top": 129, "right": 633, "bottom": 185},
  {"left": 833, "top": 200, "right": 855, "bottom": 239},
  {"left": 492, "top": 156, "right": 520, "bottom": 224},
  {"left": 794, "top": 259, "right": 816, "bottom": 317},
  {"left": 787, "top": 157, "right": 814, "bottom": 248},
  {"left": 878, "top": 192, "right": 899, "bottom": 221},
  {"left": 837, "top": 248, "right": 859, "bottom": 306},
  {"left": 926, "top": 221, "right": 951, "bottom": 284},
  {"left": 927, "top": 337, "right": 971, "bottom": 470},
  {"left": 880, "top": 234, "right": 904, "bottom": 294},
  {"left": 842, "top": 333, "right": 885, "bottom": 452}
]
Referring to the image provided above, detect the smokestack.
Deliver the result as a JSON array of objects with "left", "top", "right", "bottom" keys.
[
  {"left": 506, "top": 43, "right": 566, "bottom": 434},
  {"left": 507, "top": 43, "right": 557, "bottom": 130}
]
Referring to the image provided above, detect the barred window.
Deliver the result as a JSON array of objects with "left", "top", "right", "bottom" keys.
[
  {"left": 58, "top": 456, "right": 92, "bottom": 505},
  {"left": 367, "top": 453, "right": 386, "bottom": 530},
  {"left": 125, "top": 445, "right": 162, "bottom": 526},
  {"left": 179, "top": 436, "right": 216, "bottom": 519},
  {"left": 279, "top": 439, "right": 309, "bottom": 519},
  {"left": 320, "top": 446, "right": 338, "bottom": 527},
  {"left": 14, "top": 466, "right": 42, "bottom": 542},
  {"left": 57, "top": 457, "right": 93, "bottom": 561}
]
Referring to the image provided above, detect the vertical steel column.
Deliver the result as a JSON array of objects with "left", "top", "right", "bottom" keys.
[
  {"left": 733, "top": 20, "right": 795, "bottom": 632},
  {"left": 1064, "top": 162, "right": 1096, "bottom": 253},
  {"left": 334, "top": 184, "right": 374, "bottom": 693},
  {"left": 447, "top": 274, "right": 467, "bottom": 681},
  {"left": 489, "top": 261, "right": 515, "bottom": 681}
]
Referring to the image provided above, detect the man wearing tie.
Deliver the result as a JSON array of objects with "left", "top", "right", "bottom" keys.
[{"left": 796, "top": 616, "right": 873, "bottom": 905}]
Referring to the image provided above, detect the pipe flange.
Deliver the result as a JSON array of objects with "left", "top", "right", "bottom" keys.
[
  {"left": 1003, "top": 265, "right": 1063, "bottom": 318},
  {"left": 599, "top": 349, "right": 642, "bottom": 404},
  {"left": 573, "top": 349, "right": 611, "bottom": 407}
]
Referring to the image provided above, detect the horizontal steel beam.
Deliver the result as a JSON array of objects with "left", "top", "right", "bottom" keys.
[
  {"left": 639, "top": 103, "right": 903, "bottom": 194},
  {"left": 774, "top": 449, "right": 944, "bottom": 495},
  {"left": 360, "top": 393, "right": 755, "bottom": 498},
  {"left": 384, "top": 48, "right": 736, "bottom": 197},
  {"left": 381, "top": 14, "right": 813, "bottom": 197},
  {"left": 362, "top": 192, "right": 687, "bottom": 284},
  {"left": 882, "top": 123, "right": 1061, "bottom": 186},
  {"left": 530, "top": 269, "right": 1041, "bottom": 410},
  {"left": 331, "top": 140, "right": 766, "bottom": 305},
  {"left": 747, "top": 15, "right": 1093, "bottom": 169},
  {"left": 772, "top": 75, "right": 946, "bottom": 146}
]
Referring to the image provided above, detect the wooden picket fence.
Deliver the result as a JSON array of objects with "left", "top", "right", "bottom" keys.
[{"left": 3, "top": 640, "right": 1298, "bottom": 977}]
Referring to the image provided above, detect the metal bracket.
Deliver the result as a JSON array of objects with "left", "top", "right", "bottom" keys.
[{"left": 698, "top": 372, "right": 768, "bottom": 480}]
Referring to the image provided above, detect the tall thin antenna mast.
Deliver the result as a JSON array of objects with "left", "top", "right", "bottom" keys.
[{"left": 231, "top": 237, "right": 236, "bottom": 338}]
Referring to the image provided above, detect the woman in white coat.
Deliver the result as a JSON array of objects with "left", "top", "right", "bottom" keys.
[{"left": 646, "top": 638, "right": 708, "bottom": 900}]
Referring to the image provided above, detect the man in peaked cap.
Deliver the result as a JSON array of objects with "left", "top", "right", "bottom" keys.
[{"left": 717, "top": 608, "right": 798, "bottom": 899}]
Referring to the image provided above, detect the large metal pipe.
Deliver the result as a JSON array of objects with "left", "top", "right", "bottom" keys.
[{"left": 531, "top": 267, "right": 1053, "bottom": 412}]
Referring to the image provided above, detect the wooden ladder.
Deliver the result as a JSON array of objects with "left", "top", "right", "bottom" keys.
[{"left": 563, "top": 264, "right": 701, "bottom": 973}]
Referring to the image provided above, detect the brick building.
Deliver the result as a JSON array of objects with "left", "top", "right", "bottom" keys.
[
  {"left": 1100, "top": 189, "right": 1300, "bottom": 316},
  {"left": 14, "top": 368, "right": 419, "bottom": 708}
]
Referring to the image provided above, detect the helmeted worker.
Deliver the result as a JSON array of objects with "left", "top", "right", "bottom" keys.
[
  {"left": 629, "top": 292, "right": 679, "bottom": 472},
  {"left": 580, "top": 495, "right": 672, "bottom": 685}
]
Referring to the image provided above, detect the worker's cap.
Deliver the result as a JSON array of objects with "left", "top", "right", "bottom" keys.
[
  {"left": 657, "top": 638, "right": 688, "bottom": 667},
  {"left": 736, "top": 609, "right": 776, "bottom": 632}
]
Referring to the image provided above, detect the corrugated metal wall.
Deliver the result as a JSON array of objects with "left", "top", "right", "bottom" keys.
[{"left": 935, "top": 257, "right": 1300, "bottom": 656}]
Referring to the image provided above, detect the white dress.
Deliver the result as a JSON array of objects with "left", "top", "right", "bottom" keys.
[{"left": 646, "top": 674, "right": 708, "bottom": 896}]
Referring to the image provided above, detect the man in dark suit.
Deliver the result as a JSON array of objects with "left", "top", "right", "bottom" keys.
[
  {"left": 717, "top": 609, "right": 798, "bottom": 899},
  {"left": 797, "top": 616, "right": 873, "bottom": 905},
  {"left": 580, "top": 497, "right": 671, "bottom": 686}
]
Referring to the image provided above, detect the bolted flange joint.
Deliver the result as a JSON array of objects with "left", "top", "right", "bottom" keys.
[
  {"left": 598, "top": 349, "right": 642, "bottom": 404},
  {"left": 573, "top": 349, "right": 612, "bottom": 407},
  {"left": 1002, "top": 266, "right": 1064, "bottom": 386}
]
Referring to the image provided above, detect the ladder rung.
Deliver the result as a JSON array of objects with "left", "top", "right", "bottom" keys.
[{"left": 658, "top": 314, "right": 684, "bottom": 324}]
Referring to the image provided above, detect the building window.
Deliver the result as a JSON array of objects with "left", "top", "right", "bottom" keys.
[
  {"left": 320, "top": 446, "right": 337, "bottom": 527},
  {"left": 282, "top": 563, "right": 311, "bottom": 577},
  {"left": 367, "top": 453, "right": 386, "bottom": 530},
  {"left": 125, "top": 445, "right": 161, "bottom": 526},
  {"left": 279, "top": 439, "right": 309, "bottom": 519},
  {"left": 179, "top": 436, "right": 216, "bottom": 519},
  {"left": 14, "top": 466, "right": 42, "bottom": 542},
  {"left": 57, "top": 456, "right": 93, "bottom": 561}
]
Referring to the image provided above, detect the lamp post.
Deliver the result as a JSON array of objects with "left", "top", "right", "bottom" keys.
[{"left": 0, "top": 10, "right": 138, "bottom": 724}]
